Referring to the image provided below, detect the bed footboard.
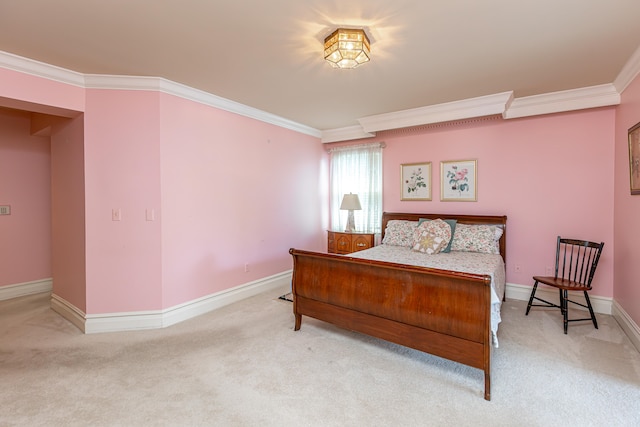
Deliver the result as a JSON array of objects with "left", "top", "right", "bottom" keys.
[{"left": 289, "top": 248, "right": 493, "bottom": 400}]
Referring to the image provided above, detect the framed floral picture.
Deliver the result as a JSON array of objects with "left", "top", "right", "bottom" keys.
[
  {"left": 401, "top": 162, "right": 431, "bottom": 201},
  {"left": 441, "top": 159, "right": 477, "bottom": 201},
  {"left": 629, "top": 121, "right": 640, "bottom": 195}
]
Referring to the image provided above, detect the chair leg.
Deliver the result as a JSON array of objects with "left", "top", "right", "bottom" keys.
[
  {"left": 525, "top": 281, "right": 539, "bottom": 315},
  {"left": 562, "top": 289, "right": 568, "bottom": 334},
  {"left": 584, "top": 291, "right": 598, "bottom": 329}
]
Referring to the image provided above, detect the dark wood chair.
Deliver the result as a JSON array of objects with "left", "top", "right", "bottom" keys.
[{"left": 525, "top": 237, "right": 604, "bottom": 334}]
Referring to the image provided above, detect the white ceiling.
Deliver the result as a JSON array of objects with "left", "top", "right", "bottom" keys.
[{"left": 1, "top": 0, "right": 640, "bottom": 132}]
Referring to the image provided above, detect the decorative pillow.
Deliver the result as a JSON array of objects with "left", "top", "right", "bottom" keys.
[
  {"left": 418, "top": 218, "right": 457, "bottom": 253},
  {"left": 411, "top": 233, "right": 446, "bottom": 254},
  {"left": 411, "top": 219, "right": 452, "bottom": 254},
  {"left": 382, "top": 220, "right": 418, "bottom": 247},
  {"left": 450, "top": 224, "right": 500, "bottom": 254}
]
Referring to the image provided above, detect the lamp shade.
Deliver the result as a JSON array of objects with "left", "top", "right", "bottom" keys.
[{"left": 340, "top": 193, "right": 362, "bottom": 210}]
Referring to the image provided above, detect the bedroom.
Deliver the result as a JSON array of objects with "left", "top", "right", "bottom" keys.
[
  {"left": 0, "top": 0, "right": 639, "bottom": 422},
  {"left": 1, "top": 62, "right": 637, "bottom": 341}
]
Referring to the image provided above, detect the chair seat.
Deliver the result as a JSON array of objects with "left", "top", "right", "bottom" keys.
[
  {"left": 527, "top": 237, "right": 603, "bottom": 334},
  {"left": 532, "top": 275, "right": 591, "bottom": 291}
]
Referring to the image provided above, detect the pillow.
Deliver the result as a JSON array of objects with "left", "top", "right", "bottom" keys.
[
  {"left": 450, "top": 223, "right": 500, "bottom": 254},
  {"left": 411, "top": 219, "right": 452, "bottom": 254},
  {"left": 382, "top": 220, "right": 418, "bottom": 247},
  {"left": 411, "top": 233, "right": 446, "bottom": 254},
  {"left": 418, "top": 218, "right": 457, "bottom": 253}
]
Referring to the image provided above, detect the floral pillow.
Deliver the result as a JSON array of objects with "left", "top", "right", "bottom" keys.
[
  {"left": 411, "top": 219, "right": 452, "bottom": 254},
  {"left": 382, "top": 220, "right": 417, "bottom": 247},
  {"left": 450, "top": 224, "right": 501, "bottom": 254}
]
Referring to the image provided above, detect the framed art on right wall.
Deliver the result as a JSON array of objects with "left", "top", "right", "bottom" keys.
[
  {"left": 628, "top": 121, "right": 640, "bottom": 195},
  {"left": 441, "top": 159, "right": 477, "bottom": 201}
]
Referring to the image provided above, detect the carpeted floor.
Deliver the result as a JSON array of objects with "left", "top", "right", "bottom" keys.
[{"left": 1, "top": 286, "right": 640, "bottom": 426}]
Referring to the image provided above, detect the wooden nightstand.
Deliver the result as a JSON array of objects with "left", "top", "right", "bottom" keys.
[{"left": 327, "top": 231, "right": 375, "bottom": 254}]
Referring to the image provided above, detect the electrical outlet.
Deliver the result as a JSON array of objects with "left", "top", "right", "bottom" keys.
[
  {"left": 244, "top": 263, "right": 250, "bottom": 273},
  {"left": 546, "top": 266, "right": 553, "bottom": 275},
  {"left": 0, "top": 205, "right": 10, "bottom": 215},
  {"left": 514, "top": 264, "right": 522, "bottom": 273}
]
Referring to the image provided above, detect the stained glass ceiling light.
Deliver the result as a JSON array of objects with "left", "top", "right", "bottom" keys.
[{"left": 323, "top": 28, "right": 370, "bottom": 69}]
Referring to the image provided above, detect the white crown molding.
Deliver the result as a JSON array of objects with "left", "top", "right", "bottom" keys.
[
  {"left": 0, "top": 50, "right": 85, "bottom": 87},
  {"left": 84, "top": 74, "right": 322, "bottom": 138},
  {"left": 0, "top": 50, "right": 320, "bottom": 138},
  {"left": 321, "top": 125, "right": 376, "bottom": 143},
  {"left": 504, "top": 84, "right": 620, "bottom": 119},
  {"left": 321, "top": 84, "right": 619, "bottom": 142},
  {"left": 2, "top": 48, "right": 638, "bottom": 142},
  {"left": 358, "top": 91, "right": 514, "bottom": 133},
  {"left": 614, "top": 45, "right": 640, "bottom": 94}
]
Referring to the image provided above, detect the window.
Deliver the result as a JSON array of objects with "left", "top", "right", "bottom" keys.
[{"left": 329, "top": 142, "right": 384, "bottom": 233}]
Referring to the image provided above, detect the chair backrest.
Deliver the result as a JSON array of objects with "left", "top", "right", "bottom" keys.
[{"left": 554, "top": 237, "right": 604, "bottom": 288}]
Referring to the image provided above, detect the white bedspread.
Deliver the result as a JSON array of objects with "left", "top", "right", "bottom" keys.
[{"left": 348, "top": 245, "right": 505, "bottom": 347}]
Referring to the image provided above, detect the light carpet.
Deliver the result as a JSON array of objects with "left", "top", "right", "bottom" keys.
[{"left": 1, "top": 287, "right": 639, "bottom": 426}]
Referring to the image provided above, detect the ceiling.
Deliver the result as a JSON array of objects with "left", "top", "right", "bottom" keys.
[{"left": 1, "top": 0, "right": 640, "bottom": 132}]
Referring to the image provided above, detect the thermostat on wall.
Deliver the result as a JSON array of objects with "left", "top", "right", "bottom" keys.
[{"left": 0, "top": 205, "right": 11, "bottom": 215}]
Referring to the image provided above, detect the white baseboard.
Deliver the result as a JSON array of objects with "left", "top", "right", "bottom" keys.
[
  {"left": 51, "top": 293, "right": 87, "bottom": 332},
  {"left": 505, "top": 282, "right": 612, "bottom": 315},
  {"left": 22, "top": 276, "right": 636, "bottom": 351},
  {"left": 505, "top": 283, "right": 640, "bottom": 350},
  {"left": 51, "top": 270, "right": 293, "bottom": 334},
  {"left": 0, "top": 278, "right": 52, "bottom": 301},
  {"left": 612, "top": 300, "right": 640, "bottom": 353}
]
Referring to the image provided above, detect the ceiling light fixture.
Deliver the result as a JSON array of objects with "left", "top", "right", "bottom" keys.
[{"left": 323, "top": 28, "right": 370, "bottom": 69}]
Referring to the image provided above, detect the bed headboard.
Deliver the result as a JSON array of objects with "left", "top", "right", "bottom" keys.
[{"left": 381, "top": 212, "right": 508, "bottom": 261}]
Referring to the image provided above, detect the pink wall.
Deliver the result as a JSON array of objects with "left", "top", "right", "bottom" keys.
[
  {"left": 50, "top": 115, "right": 87, "bottom": 311},
  {"left": 0, "top": 109, "right": 52, "bottom": 287},
  {"left": 0, "top": 64, "right": 326, "bottom": 315},
  {"left": 332, "top": 109, "right": 616, "bottom": 296},
  {"left": 78, "top": 89, "right": 325, "bottom": 313},
  {"left": 0, "top": 61, "right": 625, "bottom": 320},
  {"left": 83, "top": 89, "right": 163, "bottom": 313},
  {"left": 159, "top": 93, "right": 324, "bottom": 307},
  {"left": 0, "top": 68, "right": 84, "bottom": 115},
  {"left": 614, "top": 74, "right": 640, "bottom": 325}
]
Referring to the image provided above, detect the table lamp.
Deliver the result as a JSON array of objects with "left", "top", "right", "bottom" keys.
[{"left": 340, "top": 193, "right": 361, "bottom": 232}]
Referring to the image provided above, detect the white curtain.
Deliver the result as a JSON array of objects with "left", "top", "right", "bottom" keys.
[{"left": 329, "top": 142, "right": 384, "bottom": 233}]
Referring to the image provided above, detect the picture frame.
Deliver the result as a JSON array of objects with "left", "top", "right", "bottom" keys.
[
  {"left": 441, "top": 159, "right": 477, "bottom": 201},
  {"left": 401, "top": 162, "right": 432, "bottom": 201},
  {"left": 629, "top": 121, "right": 640, "bottom": 195}
]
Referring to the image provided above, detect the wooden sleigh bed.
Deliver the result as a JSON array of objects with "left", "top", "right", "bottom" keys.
[{"left": 289, "top": 212, "right": 507, "bottom": 400}]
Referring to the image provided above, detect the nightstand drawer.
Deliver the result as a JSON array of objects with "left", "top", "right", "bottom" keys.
[
  {"left": 327, "top": 231, "right": 375, "bottom": 254},
  {"left": 351, "top": 234, "right": 373, "bottom": 252}
]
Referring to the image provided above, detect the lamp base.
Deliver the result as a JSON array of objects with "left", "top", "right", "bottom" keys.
[{"left": 345, "top": 210, "right": 356, "bottom": 233}]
